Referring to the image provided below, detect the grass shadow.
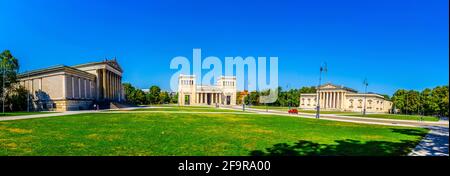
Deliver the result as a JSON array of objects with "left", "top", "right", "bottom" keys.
[{"left": 250, "top": 128, "right": 428, "bottom": 156}]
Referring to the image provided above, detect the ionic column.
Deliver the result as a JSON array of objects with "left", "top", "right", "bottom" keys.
[
  {"left": 333, "top": 92, "right": 336, "bottom": 108},
  {"left": 321, "top": 92, "right": 324, "bottom": 108},
  {"left": 331, "top": 92, "right": 334, "bottom": 108},
  {"left": 334, "top": 92, "right": 339, "bottom": 109},
  {"left": 330, "top": 92, "right": 333, "bottom": 109},
  {"left": 219, "top": 94, "right": 222, "bottom": 104},
  {"left": 111, "top": 73, "right": 114, "bottom": 100},
  {"left": 115, "top": 74, "right": 118, "bottom": 100},
  {"left": 111, "top": 73, "right": 117, "bottom": 100},
  {"left": 107, "top": 70, "right": 110, "bottom": 99},
  {"left": 337, "top": 92, "right": 341, "bottom": 109},
  {"left": 329, "top": 92, "right": 332, "bottom": 108},
  {"left": 110, "top": 72, "right": 113, "bottom": 99}
]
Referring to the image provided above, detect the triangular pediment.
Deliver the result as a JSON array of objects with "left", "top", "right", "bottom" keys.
[
  {"left": 322, "top": 84, "right": 338, "bottom": 89},
  {"left": 320, "top": 83, "right": 341, "bottom": 89},
  {"left": 106, "top": 59, "right": 123, "bottom": 72},
  {"left": 319, "top": 83, "right": 358, "bottom": 93}
]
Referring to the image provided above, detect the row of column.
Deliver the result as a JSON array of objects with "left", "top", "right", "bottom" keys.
[
  {"left": 318, "top": 91, "right": 344, "bottom": 109},
  {"left": 196, "top": 93, "right": 222, "bottom": 104},
  {"left": 102, "top": 69, "right": 122, "bottom": 101}
]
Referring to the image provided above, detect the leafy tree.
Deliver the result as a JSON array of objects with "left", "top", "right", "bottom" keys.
[
  {"left": 432, "top": 86, "right": 449, "bottom": 117},
  {"left": 146, "top": 86, "right": 161, "bottom": 104},
  {"left": 133, "top": 89, "right": 147, "bottom": 105},
  {"left": 170, "top": 92, "right": 178, "bottom": 104},
  {"left": 6, "top": 85, "right": 29, "bottom": 111},
  {"left": 392, "top": 89, "right": 407, "bottom": 113},
  {"left": 0, "top": 50, "right": 20, "bottom": 106},
  {"left": 159, "top": 91, "right": 170, "bottom": 104},
  {"left": 392, "top": 86, "right": 448, "bottom": 117}
]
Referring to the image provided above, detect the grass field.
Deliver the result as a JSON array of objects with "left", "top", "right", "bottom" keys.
[
  {"left": 248, "top": 105, "right": 358, "bottom": 114},
  {"left": 0, "top": 107, "right": 428, "bottom": 156},
  {"left": 248, "top": 105, "right": 440, "bottom": 121},
  {"left": 346, "top": 114, "right": 440, "bottom": 122},
  {"left": 127, "top": 106, "right": 243, "bottom": 112},
  {"left": 0, "top": 111, "right": 55, "bottom": 117}
]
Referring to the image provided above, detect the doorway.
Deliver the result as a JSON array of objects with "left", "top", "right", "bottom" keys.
[
  {"left": 184, "top": 95, "right": 190, "bottom": 105},
  {"left": 207, "top": 93, "right": 211, "bottom": 105}
]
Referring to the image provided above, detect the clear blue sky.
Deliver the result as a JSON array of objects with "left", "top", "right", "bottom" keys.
[{"left": 0, "top": 0, "right": 448, "bottom": 95}]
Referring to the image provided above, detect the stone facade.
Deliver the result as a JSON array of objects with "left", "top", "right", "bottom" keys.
[
  {"left": 178, "top": 74, "right": 237, "bottom": 106},
  {"left": 299, "top": 83, "right": 392, "bottom": 113},
  {"left": 17, "top": 59, "right": 124, "bottom": 111}
]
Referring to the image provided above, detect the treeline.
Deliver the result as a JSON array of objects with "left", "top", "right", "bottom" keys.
[
  {"left": 123, "top": 83, "right": 178, "bottom": 105},
  {"left": 0, "top": 50, "right": 29, "bottom": 112},
  {"left": 391, "top": 86, "right": 448, "bottom": 117},
  {"left": 237, "top": 86, "right": 317, "bottom": 107}
]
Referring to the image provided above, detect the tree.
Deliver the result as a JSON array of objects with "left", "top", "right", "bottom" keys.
[
  {"left": 392, "top": 89, "right": 407, "bottom": 114},
  {"left": 1, "top": 50, "right": 20, "bottom": 110},
  {"left": 392, "top": 86, "right": 448, "bottom": 117},
  {"left": 405, "top": 90, "right": 420, "bottom": 115},
  {"left": 432, "top": 86, "right": 449, "bottom": 117},
  {"left": 159, "top": 91, "right": 170, "bottom": 104},
  {"left": 133, "top": 89, "right": 146, "bottom": 105},
  {"left": 147, "top": 86, "right": 161, "bottom": 104},
  {"left": 170, "top": 92, "right": 178, "bottom": 104},
  {"left": 6, "top": 85, "right": 30, "bottom": 111},
  {"left": 420, "top": 88, "right": 438, "bottom": 116}
]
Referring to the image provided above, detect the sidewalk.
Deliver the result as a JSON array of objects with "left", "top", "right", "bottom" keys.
[
  {"left": 0, "top": 110, "right": 98, "bottom": 122},
  {"left": 409, "top": 126, "right": 449, "bottom": 156}
]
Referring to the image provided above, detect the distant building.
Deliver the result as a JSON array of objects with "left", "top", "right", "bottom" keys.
[
  {"left": 178, "top": 74, "right": 236, "bottom": 106},
  {"left": 299, "top": 83, "right": 392, "bottom": 113},
  {"left": 17, "top": 59, "right": 124, "bottom": 111}
]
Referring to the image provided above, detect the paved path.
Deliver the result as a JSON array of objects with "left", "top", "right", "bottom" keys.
[
  {"left": 0, "top": 107, "right": 147, "bottom": 122},
  {"left": 409, "top": 126, "right": 449, "bottom": 156},
  {"left": 0, "top": 110, "right": 99, "bottom": 122}
]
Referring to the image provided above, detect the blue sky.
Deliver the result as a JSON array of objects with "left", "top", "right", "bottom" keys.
[{"left": 0, "top": 0, "right": 448, "bottom": 95}]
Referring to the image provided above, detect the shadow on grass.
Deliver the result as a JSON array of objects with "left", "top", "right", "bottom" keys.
[{"left": 250, "top": 128, "right": 428, "bottom": 156}]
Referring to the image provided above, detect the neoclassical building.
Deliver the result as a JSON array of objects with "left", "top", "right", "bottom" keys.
[
  {"left": 299, "top": 83, "right": 392, "bottom": 113},
  {"left": 17, "top": 59, "right": 124, "bottom": 111},
  {"left": 178, "top": 74, "right": 237, "bottom": 106}
]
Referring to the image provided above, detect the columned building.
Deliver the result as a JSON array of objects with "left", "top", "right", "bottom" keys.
[
  {"left": 299, "top": 83, "right": 392, "bottom": 113},
  {"left": 17, "top": 59, "right": 124, "bottom": 111},
  {"left": 178, "top": 74, "right": 237, "bottom": 106}
]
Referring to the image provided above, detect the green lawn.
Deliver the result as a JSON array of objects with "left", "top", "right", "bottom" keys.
[
  {"left": 247, "top": 106, "right": 441, "bottom": 121},
  {"left": 346, "top": 114, "right": 440, "bottom": 122},
  {"left": 249, "top": 105, "right": 358, "bottom": 114},
  {"left": 0, "top": 107, "right": 428, "bottom": 156},
  {"left": 127, "top": 106, "right": 244, "bottom": 112},
  {"left": 0, "top": 111, "right": 55, "bottom": 117}
]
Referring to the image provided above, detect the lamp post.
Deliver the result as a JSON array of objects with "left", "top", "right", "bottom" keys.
[
  {"left": 2, "top": 61, "right": 5, "bottom": 115},
  {"left": 27, "top": 72, "right": 30, "bottom": 112},
  {"left": 363, "top": 78, "right": 368, "bottom": 116},
  {"left": 315, "top": 62, "right": 327, "bottom": 119}
]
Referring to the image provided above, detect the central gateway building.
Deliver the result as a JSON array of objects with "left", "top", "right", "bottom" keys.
[{"left": 178, "top": 74, "right": 237, "bottom": 106}]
